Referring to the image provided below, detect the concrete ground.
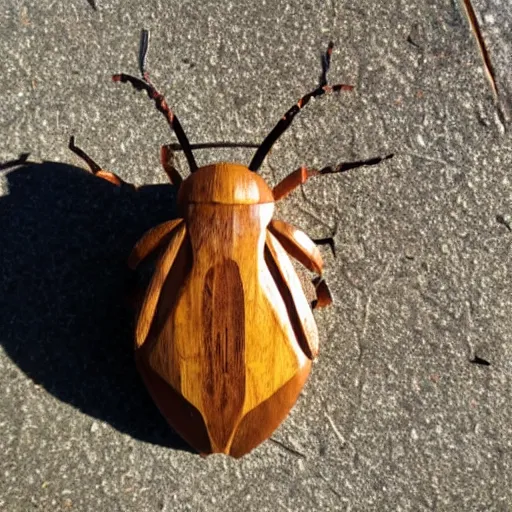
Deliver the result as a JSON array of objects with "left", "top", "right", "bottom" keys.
[{"left": 1, "top": 0, "right": 511, "bottom": 510}]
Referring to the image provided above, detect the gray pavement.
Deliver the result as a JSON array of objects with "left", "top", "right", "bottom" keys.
[{"left": 1, "top": 1, "right": 511, "bottom": 510}]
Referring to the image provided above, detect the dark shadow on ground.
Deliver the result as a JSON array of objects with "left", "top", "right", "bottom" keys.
[{"left": 0, "top": 160, "right": 193, "bottom": 453}]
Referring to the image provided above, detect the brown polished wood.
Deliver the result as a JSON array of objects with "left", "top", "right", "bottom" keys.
[
  {"left": 68, "top": 137, "right": 391, "bottom": 456},
  {"left": 312, "top": 277, "right": 333, "bottom": 309},
  {"left": 127, "top": 219, "right": 184, "bottom": 270},
  {"left": 127, "top": 164, "right": 324, "bottom": 456}
]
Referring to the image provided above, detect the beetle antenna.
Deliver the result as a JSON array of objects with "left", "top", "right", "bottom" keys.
[
  {"left": 138, "top": 28, "right": 150, "bottom": 79},
  {"left": 249, "top": 43, "right": 353, "bottom": 173},
  {"left": 113, "top": 30, "right": 198, "bottom": 173}
]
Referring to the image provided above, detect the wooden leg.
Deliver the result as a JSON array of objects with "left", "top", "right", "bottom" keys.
[
  {"left": 272, "top": 166, "right": 320, "bottom": 202},
  {"left": 312, "top": 236, "right": 336, "bottom": 258},
  {"left": 319, "top": 41, "right": 334, "bottom": 87},
  {"left": 160, "top": 145, "right": 183, "bottom": 186},
  {"left": 128, "top": 218, "right": 185, "bottom": 269},
  {"left": 312, "top": 277, "right": 332, "bottom": 309},
  {"left": 272, "top": 153, "right": 394, "bottom": 201},
  {"left": 249, "top": 87, "right": 353, "bottom": 173},
  {"left": 269, "top": 219, "right": 323, "bottom": 274},
  {"left": 68, "top": 136, "right": 126, "bottom": 187},
  {"left": 268, "top": 219, "right": 332, "bottom": 309}
]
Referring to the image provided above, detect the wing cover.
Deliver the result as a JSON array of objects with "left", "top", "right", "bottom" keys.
[
  {"left": 268, "top": 219, "right": 323, "bottom": 275},
  {"left": 265, "top": 231, "right": 319, "bottom": 359},
  {"left": 135, "top": 223, "right": 188, "bottom": 348}
]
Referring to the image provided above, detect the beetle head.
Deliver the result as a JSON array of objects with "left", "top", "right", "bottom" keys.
[{"left": 178, "top": 163, "right": 274, "bottom": 206}]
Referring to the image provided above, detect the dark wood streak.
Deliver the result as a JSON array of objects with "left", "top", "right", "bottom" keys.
[{"left": 202, "top": 259, "right": 246, "bottom": 451}]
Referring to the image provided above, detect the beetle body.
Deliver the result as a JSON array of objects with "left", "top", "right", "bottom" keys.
[
  {"left": 132, "top": 163, "right": 318, "bottom": 456},
  {"left": 69, "top": 30, "right": 392, "bottom": 457}
]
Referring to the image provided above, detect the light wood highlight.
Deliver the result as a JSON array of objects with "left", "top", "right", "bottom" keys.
[
  {"left": 265, "top": 231, "right": 320, "bottom": 360},
  {"left": 135, "top": 223, "right": 187, "bottom": 349}
]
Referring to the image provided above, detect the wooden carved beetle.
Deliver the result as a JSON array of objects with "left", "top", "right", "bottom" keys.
[{"left": 70, "top": 31, "right": 392, "bottom": 457}]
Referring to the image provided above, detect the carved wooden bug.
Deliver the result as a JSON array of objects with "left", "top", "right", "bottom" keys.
[{"left": 70, "top": 30, "right": 392, "bottom": 457}]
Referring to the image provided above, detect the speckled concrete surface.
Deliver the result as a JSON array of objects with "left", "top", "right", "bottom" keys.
[{"left": 1, "top": 1, "right": 511, "bottom": 511}]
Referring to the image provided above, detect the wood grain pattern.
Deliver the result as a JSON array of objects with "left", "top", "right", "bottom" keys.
[
  {"left": 201, "top": 259, "right": 245, "bottom": 451},
  {"left": 230, "top": 360, "right": 311, "bottom": 458},
  {"left": 128, "top": 219, "right": 184, "bottom": 270},
  {"left": 135, "top": 352, "right": 212, "bottom": 454},
  {"left": 265, "top": 231, "right": 319, "bottom": 360},
  {"left": 74, "top": 32, "right": 368, "bottom": 456},
  {"left": 133, "top": 163, "right": 323, "bottom": 456},
  {"left": 178, "top": 163, "right": 274, "bottom": 205}
]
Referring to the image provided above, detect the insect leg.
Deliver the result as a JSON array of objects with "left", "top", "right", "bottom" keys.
[
  {"left": 68, "top": 136, "right": 127, "bottom": 187},
  {"left": 249, "top": 83, "right": 353, "bottom": 172},
  {"left": 113, "top": 30, "right": 198, "bottom": 174},
  {"left": 319, "top": 41, "right": 334, "bottom": 88},
  {"left": 268, "top": 219, "right": 332, "bottom": 309},
  {"left": 272, "top": 153, "right": 393, "bottom": 201},
  {"left": 311, "top": 236, "right": 336, "bottom": 258},
  {"left": 160, "top": 145, "right": 183, "bottom": 186},
  {"left": 249, "top": 42, "right": 353, "bottom": 172},
  {"left": 128, "top": 218, "right": 184, "bottom": 269},
  {"left": 268, "top": 220, "right": 323, "bottom": 274},
  {"left": 311, "top": 277, "right": 332, "bottom": 309}
]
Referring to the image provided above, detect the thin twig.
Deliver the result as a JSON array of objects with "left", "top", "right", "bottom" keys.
[{"left": 461, "top": 0, "right": 498, "bottom": 101}]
